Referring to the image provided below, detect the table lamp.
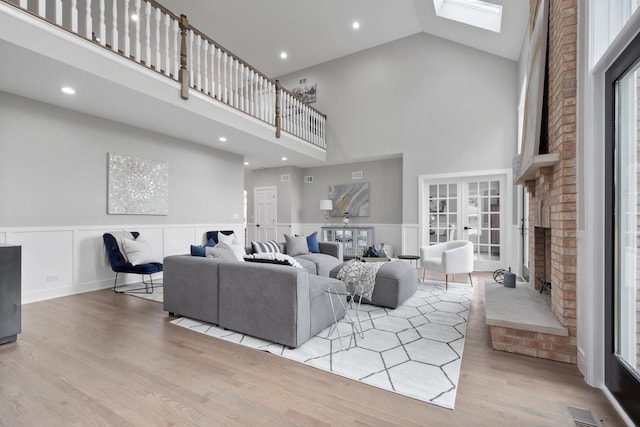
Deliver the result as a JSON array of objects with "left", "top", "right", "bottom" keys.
[{"left": 320, "top": 199, "right": 333, "bottom": 223}]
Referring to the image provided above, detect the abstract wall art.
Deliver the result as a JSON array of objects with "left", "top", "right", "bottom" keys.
[
  {"left": 329, "top": 182, "right": 370, "bottom": 217},
  {"left": 108, "top": 153, "right": 169, "bottom": 215}
]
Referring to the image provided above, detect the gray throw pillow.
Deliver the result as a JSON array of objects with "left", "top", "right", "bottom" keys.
[{"left": 284, "top": 234, "right": 309, "bottom": 257}]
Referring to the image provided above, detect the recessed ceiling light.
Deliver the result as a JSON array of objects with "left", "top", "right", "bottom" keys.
[
  {"left": 61, "top": 86, "right": 76, "bottom": 95},
  {"left": 281, "top": 157, "right": 287, "bottom": 161},
  {"left": 131, "top": 14, "right": 139, "bottom": 21},
  {"left": 280, "top": 51, "right": 288, "bottom": 59},
  {"left": 244, "top": 161, "right": 249, "bottom": 166},
  {"left": 218, "top": 137, "right": 227, "bottom": 142},
  {"left": 352, "top": 21, "right": 360, "bottom": 29}
]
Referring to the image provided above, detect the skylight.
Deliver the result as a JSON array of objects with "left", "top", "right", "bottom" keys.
[{"left": 433, "top": 0, "right": 503, "bottom": 33}]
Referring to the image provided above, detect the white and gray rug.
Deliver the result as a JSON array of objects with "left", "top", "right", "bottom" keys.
[
  {"left": 170, "top": 280, "right": 473, "bottom": 409},
  {"left": 119, "top": 283, "right": 164, "bottom": 303}
]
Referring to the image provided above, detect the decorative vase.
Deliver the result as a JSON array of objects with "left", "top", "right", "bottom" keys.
[{"left": 378, "top": 243, "right": 387, "bottom": 258}]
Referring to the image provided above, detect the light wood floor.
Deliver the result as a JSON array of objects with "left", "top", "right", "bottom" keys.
[{"left": 0, "top": 272, "right": 625, "bottom": 426}]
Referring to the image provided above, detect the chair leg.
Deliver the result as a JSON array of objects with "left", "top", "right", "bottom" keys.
[
  {"left": 422, "top": 267, "right": 426, "bottom": 282},
  {"left": 112, "top": 272, "right": 119, "bottom": 292},
  {"left": 468, "top": 273, "right": 473, "bottom": 287},
  {"left": 445, "top": 274, "right": 448, "bottom": 290}
]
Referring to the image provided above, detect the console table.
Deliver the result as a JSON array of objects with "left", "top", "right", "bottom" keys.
[
  {"left": 0, "top": 245, "right": 21, "bottom": 345},
  {"left": 321, "top": 226, "right": 374, "bottom": 259}
]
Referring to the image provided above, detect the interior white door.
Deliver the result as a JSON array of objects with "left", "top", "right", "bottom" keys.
[
  {"left": 254, "top": 186, "right": 277, "bottom": 241},
  {"left": 422, "top": 173, "right": 507, "bottom": 271}
]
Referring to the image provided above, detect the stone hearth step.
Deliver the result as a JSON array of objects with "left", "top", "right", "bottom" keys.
[{"left": 484, "top": 280, "right": 568, "bottom": 336}]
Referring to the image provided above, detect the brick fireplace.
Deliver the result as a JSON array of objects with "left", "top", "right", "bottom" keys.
[{"left": 488, "top": 0, "right": 578, "bottom": 364}]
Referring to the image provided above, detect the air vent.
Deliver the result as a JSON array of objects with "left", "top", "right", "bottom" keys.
[
  {"left": 352, "top": 171, "right": 363, "bottom": 180},
  {"left": 304, "top": 176, "right": 313, "bottom": 183},
  {"left": 565, "top": 405, "right": 602, "bottom": 427},
  {"left": 280, "top": 174, "right": 290, "bottom": 182}
]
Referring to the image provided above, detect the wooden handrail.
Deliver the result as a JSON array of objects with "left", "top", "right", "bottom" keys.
[
  {"left": 145, "top": 0, "right": 180, "bottom": 21},
  {"left": 188, "top": 23, "right": 275, "bottom": 86},
  {"left": 1, "top": 0, "right": 327, "bottom": 149}
]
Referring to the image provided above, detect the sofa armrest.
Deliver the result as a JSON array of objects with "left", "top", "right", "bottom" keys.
[
  {"left": 218, "top": 262, "right": 312, "bottom": 348},
  {"left": 163, "top": 255, "right": 221, "bottom": 325},
  {"left": 319, "top": 241, "right": 343, "bottom": 262}
]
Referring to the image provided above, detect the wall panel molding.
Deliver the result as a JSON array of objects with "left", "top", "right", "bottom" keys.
[{"left": 1, "top": 223, "right": 243, "bottom": 304}]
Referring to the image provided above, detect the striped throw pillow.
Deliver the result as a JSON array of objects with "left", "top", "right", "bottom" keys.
[{"left": 251, "top": 240, "right": 281, "bottom": 254}]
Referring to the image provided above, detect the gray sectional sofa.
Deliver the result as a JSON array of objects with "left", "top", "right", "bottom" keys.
[{"left": 164, "top": 241, "right": 346, "bottom": 348}]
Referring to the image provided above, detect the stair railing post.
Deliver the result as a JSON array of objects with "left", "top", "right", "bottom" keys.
[
  {"left": 275, "top": 80, "right": 281, "bottom": 138},
  {"left": 179, "top": 14, "right": 190, "bottom": 100}
]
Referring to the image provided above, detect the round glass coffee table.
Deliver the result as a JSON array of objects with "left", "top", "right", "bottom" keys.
[{"left": 322, "top": 281, "right": 365, "bottom": 351}]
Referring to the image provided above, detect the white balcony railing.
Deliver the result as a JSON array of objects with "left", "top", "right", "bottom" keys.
[{"left": 4, "top": 0, "right": 327, "bottom": 149}]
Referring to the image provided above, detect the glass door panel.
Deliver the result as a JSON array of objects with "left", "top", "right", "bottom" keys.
[
  {"left": 614, "top": 61, "right": 640, "bottom": 379},
  {"left": 422, "top": 174, "right": 506, "bottom": 271},
  {"left": 605, "top": 31, "right": 640, "bottom": 423},
  {"left": 464, "top": 177, "right": 504, "bottom": 270}
]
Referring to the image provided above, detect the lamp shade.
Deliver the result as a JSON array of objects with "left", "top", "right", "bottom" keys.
[{"left": 319, "top": 199, "right": 333, "bottom": 211}]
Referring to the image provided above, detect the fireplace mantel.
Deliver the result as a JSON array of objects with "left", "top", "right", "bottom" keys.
[{"left": 514, "top": 153, "right": 560, "bottom": 185}]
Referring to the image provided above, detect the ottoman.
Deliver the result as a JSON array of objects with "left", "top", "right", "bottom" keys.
[{"left": 329, "top": 260, "right": 418, "bottom": 308}]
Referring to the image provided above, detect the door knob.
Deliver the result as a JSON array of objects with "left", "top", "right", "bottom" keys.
[{"left": 464, "top": 226, "right": 472, "bottom": 230}]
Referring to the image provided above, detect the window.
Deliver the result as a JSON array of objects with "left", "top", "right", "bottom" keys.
[{"left": 432, "top": 0, "right": 502, "bottom": 33}]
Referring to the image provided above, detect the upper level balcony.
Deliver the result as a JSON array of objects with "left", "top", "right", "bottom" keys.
[{"left": 0, "top": 0, "right": 327, "bottom": 168}]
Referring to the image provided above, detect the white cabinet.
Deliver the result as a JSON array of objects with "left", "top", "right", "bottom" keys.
[{"left": 321, "top": 226, "right": 374, "bottom": 259}]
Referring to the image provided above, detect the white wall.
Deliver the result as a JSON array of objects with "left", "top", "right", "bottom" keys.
[
  {"left": 278, "top": 33, "right": 519, "bottom": 225},
  {"left": 0, "top": 91, "right": 246, "bottom": 302}
]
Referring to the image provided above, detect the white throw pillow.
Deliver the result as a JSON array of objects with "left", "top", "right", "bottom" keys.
[
  {"left": 217, "top": 232, "right": 240, "bottom": 245},
  {"left": 122, "top": 236, "right": 157, "bottom": 266},
  {"left": 207, "top": 242, "right": 245, "bottom": 262}
]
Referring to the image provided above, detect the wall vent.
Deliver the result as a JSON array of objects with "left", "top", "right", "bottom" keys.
[
  {"left": 304, "top": 176, "right": 313, "bottom": 183},
  {"left": 280, "top": 174, "right": 290, "bottom": 182},
  {"left": 564, "top": 405, "right": 602, "bottom": 427},
  {"left": 352, "top": 171, "right": 363, "bottom": 180}
]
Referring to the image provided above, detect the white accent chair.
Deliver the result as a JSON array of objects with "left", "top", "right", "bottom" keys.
[{"left": 419, "top": 240, "right": 474, "bottom": 290}]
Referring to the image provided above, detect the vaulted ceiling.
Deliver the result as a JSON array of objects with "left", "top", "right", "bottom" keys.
[{"left": 159, "top": 0, "right": 530, "bottom": 77}]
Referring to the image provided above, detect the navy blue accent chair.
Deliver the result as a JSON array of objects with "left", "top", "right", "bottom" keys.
[
  {"left": 205, "top": 230, "right": 235, "bottom": 245},
  {"left": 103, "top": 232, "right": 163, "bottom": 293}
]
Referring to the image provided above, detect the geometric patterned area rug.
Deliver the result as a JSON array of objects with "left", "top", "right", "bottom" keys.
[
  {"left": 170, "top": 280, "right": 473, "bottom": 409},
  {"left": 121, "top": 283, "right": 163, "bottom": 303}
]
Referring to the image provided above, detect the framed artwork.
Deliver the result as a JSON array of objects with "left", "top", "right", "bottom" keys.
[
  {"left": 292, "top": 78, "right": 317, "bottom": 103},
  {"left": 329, "top": 183, "right": 370, "bottom": 217},
  {"left": 108, "top": 153, "right": 169, "bottom": 215}
]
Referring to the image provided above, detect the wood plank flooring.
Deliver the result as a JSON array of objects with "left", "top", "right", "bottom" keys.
[{"left": 0, "top": 272, "right": 626, "bottom": 426}]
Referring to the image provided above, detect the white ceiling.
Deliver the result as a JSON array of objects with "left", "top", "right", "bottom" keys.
[{"left": 159, "top": 0, "right": 529, "bottom": 78}]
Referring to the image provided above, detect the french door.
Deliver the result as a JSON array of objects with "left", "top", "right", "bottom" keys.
[
  {"left": 421, "top": 173, "right": 507, "bottom": 271},
  {"left": 604, "top": 29, "right": 640, "bottom": 423}
]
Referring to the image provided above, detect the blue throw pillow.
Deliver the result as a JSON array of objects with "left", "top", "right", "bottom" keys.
[
  {"left": 205, "top": 238, "right": 216, "bottom": 247},
  {"left": 306, "top": 231, "right": 320, "bottom": 253},
  {"left": 190, "top": 245, "right": 206, "bottom": 257}
]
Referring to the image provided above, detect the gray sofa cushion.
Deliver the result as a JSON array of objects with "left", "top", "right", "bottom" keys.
[
  {"left": 296, "top": 253, "right": 342, "bottom": 277},
  {"left": 295, "top": 257, "right": 317, "bottom": 275}
]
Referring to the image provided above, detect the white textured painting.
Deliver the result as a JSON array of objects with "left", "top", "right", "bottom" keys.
[
  {"left": 329, "top": 182, "right": 370, "bottom": 217},
  {"left": 108, "top": 153, "right": 169, "bottom": 215}
]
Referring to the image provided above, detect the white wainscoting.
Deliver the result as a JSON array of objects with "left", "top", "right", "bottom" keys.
[
  {"left": 1, "top": 223, "right": 244, "bottom": 304},
  {"left": 402, "top": 224, "right": 420, "bottom": 256}
]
